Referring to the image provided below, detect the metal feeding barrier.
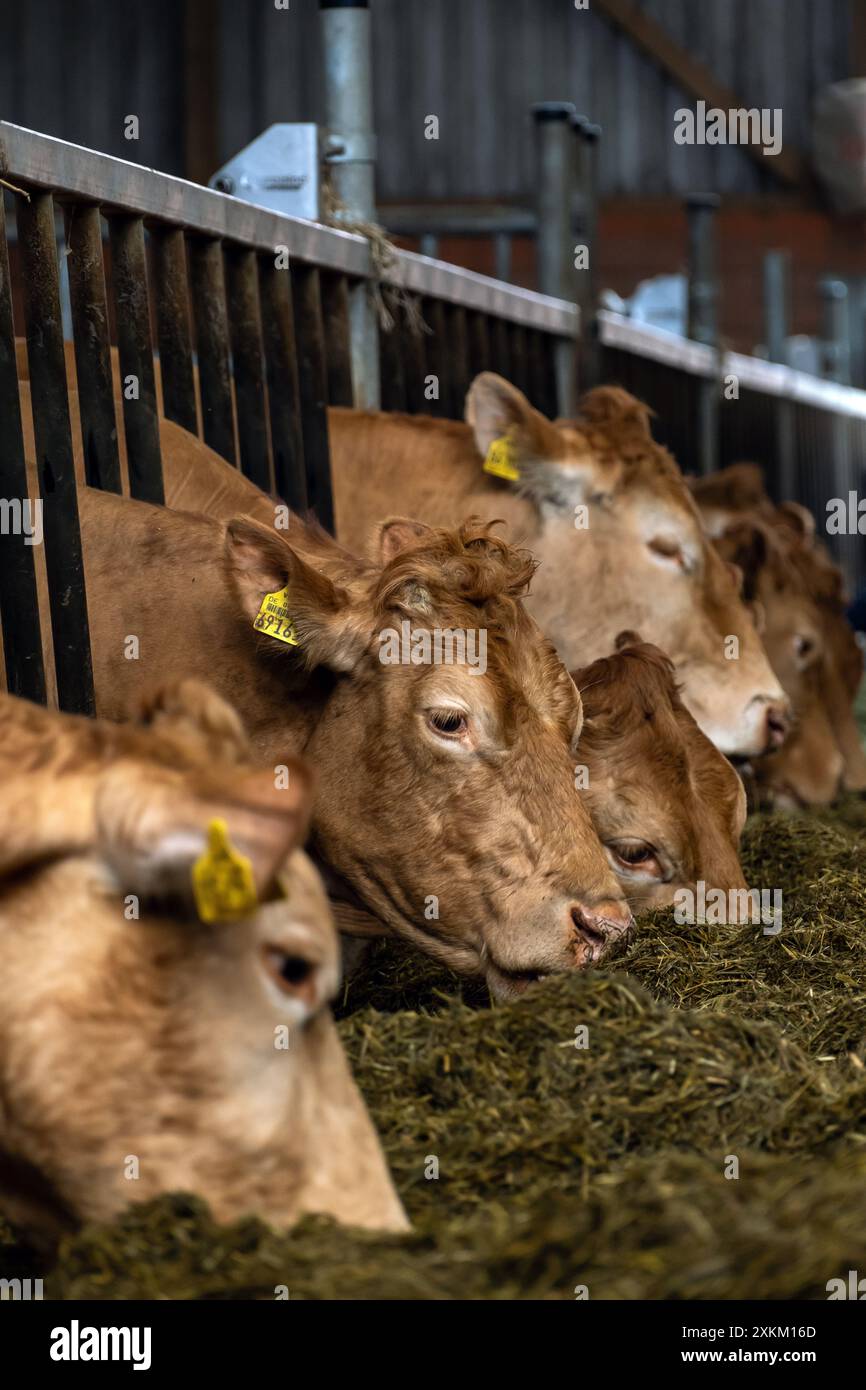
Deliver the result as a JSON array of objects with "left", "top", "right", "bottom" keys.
[{"left": 0, "top": 119, "right": 579, "bottom": 718}]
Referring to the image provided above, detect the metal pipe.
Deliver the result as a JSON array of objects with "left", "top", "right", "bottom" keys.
[
  {"left": 533, "top": 102, "right": 578, "bottom": 413},
  {"left": 573, "top": 114, "right": 601, "bottom": 391},
  {"left": 685, "top": 192, "right": 720, "bottom": 474},
  {"left": 320, "top": 0, "right": 380, "bottom": 409},
  {"left": 763, "top": 250, "right": 795, "bottom": 497},
  {"left": 821, "top": 277, "right": 851, "bottom": 385}
]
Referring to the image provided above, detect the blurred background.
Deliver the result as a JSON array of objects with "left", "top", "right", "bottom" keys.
[{"left": 0, "top": 0, "right": 863, "bottom": 360}]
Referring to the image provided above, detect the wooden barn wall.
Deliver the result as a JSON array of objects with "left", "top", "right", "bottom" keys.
[{"left": 0, "top": 0, "right": 855, "bottom": 200}]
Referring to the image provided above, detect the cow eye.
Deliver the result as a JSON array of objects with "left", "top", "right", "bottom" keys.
[
  {"left": 794, "top": 634, "right": 816, "bottom": 663},
  {"left": 648, "top": 537, "right": 688, "bottom": 571},
  {"left": 607, "top": 840, "right": 663, "bottom": 879},
  {"left": 426, "top": 708, "right": 468, "bottom": 738}
]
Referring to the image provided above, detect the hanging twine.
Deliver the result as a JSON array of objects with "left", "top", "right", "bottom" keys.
[{"left": 320, "top": 167, "right": 429, "bottom": 338}]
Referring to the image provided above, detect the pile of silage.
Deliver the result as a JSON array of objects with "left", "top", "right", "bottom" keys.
[{"left": 4, "top": 805, "right": 866, "bottom": 1300}]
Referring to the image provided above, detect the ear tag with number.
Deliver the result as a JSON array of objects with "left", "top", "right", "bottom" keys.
[
  {"left": 483, "top": 435, "right": 521, "bottom": 482},
  {"left": 192, "top": 818, "right": 258, "bottom": 923},
  {"left": 254, "top": 585, "right": 300, "bottom": 647}
]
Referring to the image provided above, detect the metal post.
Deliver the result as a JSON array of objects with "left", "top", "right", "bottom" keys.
[
  {"left": 820, "top": 277, "right": 852, "bottom": 510},
  {"left": 573, "top": 114, "right": 601, "bottom": 391},
  {"left": 821, "top": 277, "right": 851, "bottom": 384},
  {"left": 532, "top": 101, "right": 577, "bottom": 414},
  {"left": 686, "top": 193, "right": 720, "bottom": 475},
  {"left": 320, "top": 0, "right": 380, "bottom": 409},
  {"left": 763, "top": 250, "right": 795, "bottom": 498}
]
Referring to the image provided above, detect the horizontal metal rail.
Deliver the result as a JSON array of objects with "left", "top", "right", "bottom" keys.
[
  {"left": 600, "top": 309, "right": 866, "bottom": 418},
  {"left": 0, "top": 121, "right": 578, "bottom": 339}
]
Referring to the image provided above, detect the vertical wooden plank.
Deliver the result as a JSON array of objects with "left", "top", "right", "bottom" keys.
[
  {"left": 65, "top": 203, "right": 123, "bottom": 493},
  {"left": 150, "top": 224, "right": 198, "bottom": 435},
  {"left": 17, "top": 191, "right": 94, "bottom": 715},
  {"left": 188, "top": 235, "right": 236, "bottom": 465},
  {"left": 225, "top": 244, "right": 272, "bottom": 494},
  {"left": 319, "top": 272, "right": 355, "bottom": 408},
  {"left": 291, "top": 264, "right": 334, "bottom": 532},
  {"left": 258, "top": 255, "right": 307, "bottom": 512},
  {"left": 183, "top": 0, "right": 219, "bottom": 181},
  {"left": 108, "top": 214, "right": 164, "bottom": 504},
  {"left": 0, "top": 193, "right": 47, "bottom": 703}
]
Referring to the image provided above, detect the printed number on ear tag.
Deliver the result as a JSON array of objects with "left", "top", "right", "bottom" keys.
[
  {"left": 192, "top": 819, "right": 258, "bottom": 923},
  {"left": 254, "top": 585, "right": 300, "bottom": 647},
  {"left": 483, "top": 436, "right": 520, "bottom": 482}
]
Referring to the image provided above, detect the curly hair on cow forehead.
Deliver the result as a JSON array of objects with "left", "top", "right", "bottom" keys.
[{"left": 374, "top": 519, "right": 538, "bottom": 611}]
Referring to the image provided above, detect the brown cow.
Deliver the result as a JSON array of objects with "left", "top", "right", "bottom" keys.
[
  {"left": 73, "top": 489, "right": 631, "bottom": 997},
  {"left": 691, "top": 465, "right": 866, "bottom": 802},
  {"left": 572, "top": 633, "right": 748, "bottom": 913},
  {"left": 0, "top": 680, "right": 407, "bottom": 1248},
  {"left": 324, "top": 377, "right": 790, "bottom": 760}
]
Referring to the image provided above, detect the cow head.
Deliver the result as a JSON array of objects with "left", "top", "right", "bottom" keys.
[
  {"left": 226, "top": 515, "right": 632, "bottom": 999},
  {"left": 465, "top": 374, "right": 789, "bottom": 758},
  {"left": 572, "top": 632, "right": 748, "bottom": 914},
  {"left": 0, "top": 682, "right": 406, "bottom": 1245},
  {"left": 694, "top": 469, "right": 866, "bottom": 804}
]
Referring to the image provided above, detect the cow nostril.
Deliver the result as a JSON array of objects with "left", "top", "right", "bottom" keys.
[
  {"left": 279, "top": 955, "right": 313, "bottom": 986},
  {"left": 765, "top": 705, "right": 789, "bottom": 750},
  {"left": 571, "top": 906, "right": 607, "bottom": 952}
]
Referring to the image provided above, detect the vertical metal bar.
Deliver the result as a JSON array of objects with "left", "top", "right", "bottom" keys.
[
  {"left": 258, "top": 255, "right": 307, "bottom": 512},
  {"left": 509, "top": 324, "right": 529, "bottom": 398},
  {"left": 108, "top": 214, "right": 164, "bottom": 504},
  {"left": 423, "top": 297, "right": 449, "bottom": 417},
  {"left": 224, "top": 244, "right": 272, "bottom": 493},
  {"left": 494, "top": 232, "right": 512, "bottom": 285},
  {"left": 65, "top": 204, "right": 122, "bottom": 494},
  {"left": 821, "top": 277, "right": 851, "bottom": 384},
  {"left": 291, "top": 263, "right": 335, "bottom": 531},
  {"left": 0, "top": 192, "right": 47, "bottom": 703},
  {"left": 573, "top": 116, "right": 600, "bottom": 394},
  {"left": 320, "top": 0, "right": 380, "bottom": 408},
  {"left": 467, "top": 310, "right": 490, "bottom": 382},
  {"left": 532, "top": 101, "right": 576, "bottom": 301},
  {"left": 402, "top": 299, "right": 427, "bottom": 414},
  {"left": 448, "top": 305, "right": 470, "bottom": 414},
  {"left": 378, "top": 302, "right": 408, "bottom": 413},
  {"left": 419, "top": 233, "right": 439, "bottom": 260},
  {"left": 17, "top": 191, "right": 94, "bottom": 715},
  {"left": 320, "top": 271, "right": 355, "bottom": 406},
  {"left": 686, "top": 193, "right": 721, "bottom": 476},
  {"left": 490, "top": 315, "right": 512, "bottom": 381},
  {"left": 763, "top": 250, "right": 795, "bottom": 498},
  {"left": 150, "top": 224, "right": 198, "bottom": 435},
  {"left": 188, "top": 236, "right": 236, "bottom": 465}
]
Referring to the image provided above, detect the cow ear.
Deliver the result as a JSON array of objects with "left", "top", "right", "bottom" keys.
[
  {"left": 466, "top": 372, "right": 605, "bottom": 511},
  {"left": 226, "top": 517, "right": 370, "bottom": 672},
  {"left": 94, "top": 757, "right": 315, "bottom": 919},
  {"left": 375, "top": 516, "right": 434, "bottom": 564},
  {"left": 775, "top": 501, "right": 816, "bottom": 544},
  {"left": 715, "top": 520, "right": 767, "bottom": 601}
]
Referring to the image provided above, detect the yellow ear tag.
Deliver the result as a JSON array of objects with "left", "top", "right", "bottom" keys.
[
  {"left": 254, "top": 585, "right": 300, "bottom": 647},
  {"left": 192, "top": 819, "right": 258, "bottom": 924},
  {"left": 483, "top": 435, "right": 520, "bottom": 482}
]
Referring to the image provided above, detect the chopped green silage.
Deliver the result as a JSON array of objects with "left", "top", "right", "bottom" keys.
[{"left": 3, "top": 795, "right": 866, "bottom": 1300}]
